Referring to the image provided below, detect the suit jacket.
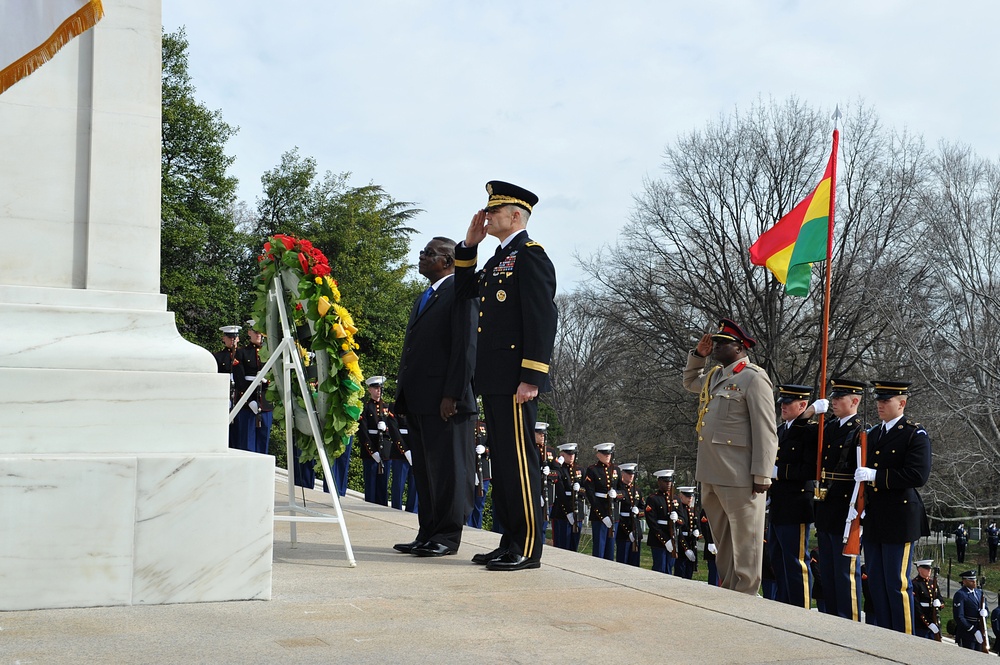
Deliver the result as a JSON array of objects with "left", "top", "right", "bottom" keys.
[
  {"left": 768, "top": 417, "right": 817, "bottom": 525},
  {"left": 454, "top": 232, "right": 557, "bottom": 394},
  {"left": 860, "top": 416, "right": 930, "bottom": 543},
  {"left": 814, "top": 415, "right": 863, "bottom": 533},
  {"left": 683, "top": 352, "right": 778, "bottom": 488},
  {"left": 396, "top": 274, "right": 478, "bottom": 416}
]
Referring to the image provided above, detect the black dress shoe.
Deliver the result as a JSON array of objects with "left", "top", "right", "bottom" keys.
[
  {"left": 471, "top": 547, "right": 507, "bottom": 565},
  {"left": 485, "top": 552, "right": 540, "bottom": 571},
  {"left": 393, "top": 540, "right": 425, "bottom": 554},
  {"left": 412, "top": 542, "right": 458, "bottom": 557}
]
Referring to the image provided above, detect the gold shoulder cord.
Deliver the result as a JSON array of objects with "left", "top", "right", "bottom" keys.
[{"left": 696, "top": 365, "right": 721, "bottom": 435}]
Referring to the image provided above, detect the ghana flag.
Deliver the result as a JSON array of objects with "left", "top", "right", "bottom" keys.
[{"left": 749, "top": 130, "right": 839, "bottom": 297}]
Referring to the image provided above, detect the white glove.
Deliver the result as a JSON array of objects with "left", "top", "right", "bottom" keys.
[
  {"left": 631, "top": 505, "right": 640, "bottom": 515},
  {"left": 608, "top": 489, "right": 618, "bottom": 499},
  {"left": 404, "top": 450, "right": 412, "bottom": 465},
  {"left": 372, "top": 452, "right": 381, "bottom": 464},
  {"left": 847, "top": 506, "right": 859, "bottom": 522},
  {"left": 693, "top": 529, "right": 701, "bottom": 538},
  {"left": 567, "top": 512, "right": 575, "bottom": 523},
  {"left": 975, "top": 630, "right": 984, "bottom": 644},
  {"left": 249, "top": 400, "right": 260, "bottom": 414},
  {"left": 629, "top": 532, "right": 636, "bottom": 542},
  {"left": 669, "top": 511, "right": 679, "bottom": 522},
  {"left": 377, "top": 421, "right": 387, "bottom": 432},
  {"left": 572, "top": 482, "right": 581, "bottom": 492},
  {"left": 542, "top": 466, "right": 550, "bottom": 475},
  {"left": 854, "top": 467, "right": 876, "bottom": 482},
  {"left": 811, "top": 398, "right": 829, "bottom": 414},
  {"left": 475, "top": 475, "right": 480, "bottom": 486},
  {"left": 475, "top": 444, "right": 486, "bottom": 455},
  {"left": 708, "top": 543, "right": 718, "bottom": 555},
  {"left": 557, "top": 456, "right": 564, "bottom": 465},
  {"left": 981, "top": 608, "right": 989, "bottom": 618},
  {"left": 602, "top": 516, "right": 612, "bottom": 529},
  {"left": 685, "top": 549, "right": 696, "bottom": 562},
  {"left": 929, "top": 622, "right": 939, "bottom": 634},
  {"left": 933, "top": 599, "right": 942, "bottom": 608},
  {"left": 772, "top": 465, "right": 779, "bottom": 479},
  {"left": 665, "top": 540, "right": 674, "bottom": 553}
]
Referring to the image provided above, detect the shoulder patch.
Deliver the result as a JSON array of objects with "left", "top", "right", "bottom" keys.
[{"left": 525, "top": 241, "right": 545, "bottom": 249}]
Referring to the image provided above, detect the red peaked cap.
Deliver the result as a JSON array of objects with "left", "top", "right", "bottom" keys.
[{"left": 711, "top": 318, "right": 757, "bottom": 349}]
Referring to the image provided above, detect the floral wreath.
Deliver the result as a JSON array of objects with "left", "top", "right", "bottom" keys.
[{"left": 253, "top": 234, "right": 364, "bottom": 463}]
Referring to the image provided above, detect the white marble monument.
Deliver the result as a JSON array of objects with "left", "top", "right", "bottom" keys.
[{"left": 0, "top": 1, "right": 274, "bottom": 610}]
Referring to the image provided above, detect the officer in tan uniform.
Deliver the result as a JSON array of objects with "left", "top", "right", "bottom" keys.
[{"left": 683, "top": 318, "right": 778, "bottom": 595}]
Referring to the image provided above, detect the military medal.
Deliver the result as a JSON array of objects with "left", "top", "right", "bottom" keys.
[{"left": 496, "top": 290, "right": 506, "bottom": 302}]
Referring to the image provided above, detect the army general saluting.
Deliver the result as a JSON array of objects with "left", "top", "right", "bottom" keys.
[
  {"left": 683, "top": 319, "right": 778, "bottom": 595},
  {"left": 455, "top": 181, "right": 558, "bottom": 571}
]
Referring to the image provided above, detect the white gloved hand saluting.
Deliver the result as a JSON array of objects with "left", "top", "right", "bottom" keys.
[
  {"left": 854, "top": 467, "right": 876, "bottom": 483},
  {"left": 810, "top": 398, "right": 829, "bottom": 414},
  {"left": 602, "top": 516, "right": 613, "bottom": 529}
]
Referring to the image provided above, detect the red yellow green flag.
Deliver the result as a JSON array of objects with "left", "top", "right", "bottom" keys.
[{"left": 749, "top": 130, "right": 839, "bottom": 297}]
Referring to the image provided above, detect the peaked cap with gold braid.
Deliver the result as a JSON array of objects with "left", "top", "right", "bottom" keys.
[{"left": 485, "top": 180, "right": 538, "bottom": 212}]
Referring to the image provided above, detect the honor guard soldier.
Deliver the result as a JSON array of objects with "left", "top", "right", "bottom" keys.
[
  {"left": 673, "top": 487, "right": 700, "bottom": 579},
  {"left": 535, "top": 422, "right": 554, "bottom": 538},
  {"left": 953, "top": 570, "right": 990, "bottom": 650},
  {"left": 768, "top": 384, "right": 820, "bottom": 609},
  {"left": 954, "top": 523, "right": 969, "bottom": 563},
  {"left": 854, "top": 380, "right": 930, "bottom": 633},
  {"left": 701, "top": 508, "right": 719, "bottom": 586},
  {"left": 357, "top": 376, "right": 402, "bottom": 506},
  {"left": 392, "top": 412, "right": 418, "bottom": 513},
  {"left": 233, "top": 319, "right": 275, "bottom": 456},
  {"left": 615, "top": 463, "right": 643, "bottom": 567},
  {"left": 456, "top": 181, "right": 557, "bottom": 572},
  {"left": 551, "top": 443, "right": 583, "bottom": 551},
  {"left": 585, "top": 442, "right": 619, "bottom": 560},
  {"left": 645, "top": 470, "right": 677, "bottom": 574},
  {"left": 215, "top": 325, "right": 241, "bottom": 449},
  {"left": 469, "top": 421, "right": 491, "bottom": 528},
  {"left": 988, "top": 522, "right": 999, "bottom": 563},
  {"left": 813, "top": 378, "right": 865, "bottom": 621},
  {"left": 911, "top": 560, "right": 942, "bottom": 640}
]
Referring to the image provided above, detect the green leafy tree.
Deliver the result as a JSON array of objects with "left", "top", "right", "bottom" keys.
[{"left": 161, "top": 28, "right": 246, "bottom": 350}]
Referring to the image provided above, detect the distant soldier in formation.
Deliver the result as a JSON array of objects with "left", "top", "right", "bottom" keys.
[
  {"left": 645, "top": 470, "right": 677, "bottom": 574},
  {"left": 673, "top": 486, "right": 699, "bottom": 579},
  {"left": 584, "top": 442, "right": 619, "bottom": 560},
  {"left": 855, "top": 380, "right": 930, "bottom": 634},
  {"left": 988, "top": 522, "right": 999, "bottom": 564},
  {"left": 954, "top": 523, "right": 969, "bottom": 564},
  {"left": 234, "top": 319, "right": 274, "bottom": 456},
  {"left": 551, "top": 443, "right": 583, "bottom": 551},
  {"left": 215, "top": 324, "right": 241, "bottom": 449},
  {"left": 813, "top": 378, "right": 865, "bottom": 621},
  {"left": 393, "top": 413, "right": 418, "bottom": 513},
  {"left": 953, "top": 570, "right": 989, "bottom": 650},
  {"left": 700, "top": 507, "right": 718, "bottom": 586},
  {"left": 468, "top": 421, "right": 490, "bottom": 528},
  {"left": 357, "top": 375, "right": 399, "bottom": 506},
  {"left": 768, "top": 384, "right": 819, "bottom": 609},
  {"left": 911, "top": 559, "right": 942, "bottom": 640},
  {"left": 535, "top": 422, "right": 554, "bottom": 540},
  {"left": 614, "top": 462, "right": 643, "bottom": 567}
]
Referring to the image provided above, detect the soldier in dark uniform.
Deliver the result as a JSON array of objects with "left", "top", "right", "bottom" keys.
[
  {"left": 911, "top": 559, "right": 942, "bottom": 640},
  {"left": 645, "top": 470, "right": 676, "bottom": 574},
  {"left": 855, "top": 380, "right": 930, "bottom": 633},
  {"left": 455, "top": 181, "right": 558, "bottom": 572},
  {"left": 468, "top": 421, "right": 490, "bottom": 528},
  {"left": 673, "top": 486, "right": 699, "bottom": 579},
  {"left": 550, "top": 443, "right": 583, "bottom": 551},
  {"left": 614, "top": 462, "right": 643, "bottom": 567},
  {"left": 953, "top": 569, "right": 989, "bottom": 650},
  {"left": 701, "top": 508, "right": 718, "bottom": 586},
  {"left": 233, "top": 320, "right": 274, "bottom": 456},
  {"left": 954, "top": 523, "right": 969, "bottom": 563},
  {"left": 813, "top": 378, "right": 865, "bottom": 621},
  {"left": 987, "top": 522, "right": 999, "bottom": 563},
  {"left": 584, "top": 442, "right": 619, "bottom": 560},
  {"left": 768, "top": 384, "right": 819, "bottom": 609},
  {"left": 356, "top": 375, "right": 400, "bottom": 506},
  {"left": 214, "top": 325, "right": 241, "bottom": 449},
  {"left": 393, "top": 413, "right": 418, "bottom": 513},
  {"left": 535, "top": 422, "right": 553, "bottom": 541}
]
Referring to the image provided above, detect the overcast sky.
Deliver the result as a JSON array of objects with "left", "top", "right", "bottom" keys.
[{"left": 162, "top": 1, "right": 1000, "bottom": 292}]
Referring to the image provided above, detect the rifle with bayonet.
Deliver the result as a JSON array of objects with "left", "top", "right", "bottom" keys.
[
  {"left": 931, "top": 566, "right": 943, "bottom": 642},
  {"left": 980, "top": 577, "right": 990, "bottom": 654}
]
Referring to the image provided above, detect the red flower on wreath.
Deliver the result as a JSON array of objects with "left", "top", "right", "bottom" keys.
[{"left": 298, "top": 252, "right": 309, "bottom": 273}]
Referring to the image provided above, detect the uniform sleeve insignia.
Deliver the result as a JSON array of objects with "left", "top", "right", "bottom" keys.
[
  {"left": 733, "top": 360, "right": 747, "bottom": 373},
  {"left": 525, "top": 241, "right": 544, "bottom": 249}
]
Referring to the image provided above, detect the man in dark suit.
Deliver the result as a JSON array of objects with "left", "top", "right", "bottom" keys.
[
  {"left": 855, "top": 380, "right": 931, "bottom": 633},
  {"left": 393, "top": 237, "right": 478, "bottom": 557},
  {"left": 455, "top": 181, "right": 558, "bottom": 571}
]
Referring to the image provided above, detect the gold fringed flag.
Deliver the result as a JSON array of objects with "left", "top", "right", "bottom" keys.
[
  {"left": 749, "top": 130, "right": 839, "bottom": 297},
  {"left": 0, "top": 1, "right": 105, "bottom": 96}
]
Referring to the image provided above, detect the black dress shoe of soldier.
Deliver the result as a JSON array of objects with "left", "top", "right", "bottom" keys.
[
  {"left": 412, "top": 542, "right": 458, "bottom": 557},
  {"left": 393, "top": 540, "right": 426, "bottom": 554},
  {"left": 471, "top": 547, "right": 507, "bottom": 565},
  {"left": 485, "top": 552, "right": 540, "bottom": 571}
]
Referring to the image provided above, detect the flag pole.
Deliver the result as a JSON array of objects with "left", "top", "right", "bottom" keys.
[{"left": 816, "top": 110, "right": 841, "bottom": 483}]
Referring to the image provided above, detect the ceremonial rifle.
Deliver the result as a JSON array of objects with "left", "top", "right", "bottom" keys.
[
  {"left": 980, "top": 579, "right": 990, "bottom": 654},
  {"left": 842, "top": 426, "right": 867, "bottom": 556},
  {"left": 932, "top": 566, "right": 942, "bottom": 642}
]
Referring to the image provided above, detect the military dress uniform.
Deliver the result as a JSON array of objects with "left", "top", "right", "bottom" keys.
[
  {"left": 468, "top": 422, "right": 491, "bottom": 529},
  {"left": 454, "top": 181, "right": 558, "bottom": 570},
  {"left": 550, "top": 443, "right": 583, "bottom": 551},
  {"left": 584, "top": 444, "right": 620, "bottom": 561},
  {"left": 214, "top": 325, "right": 241, "bottom": 449},
  {"left": 814, "top": 378, "right": 865, "bottom": 621},
  {"left": 768, "top": 384, "right": 818, "bottom": 610},
  {"left": 357, "top": 388, "right": 403, "bottom": 506},
  {"left": 233, "top": 334, "right": 274, "bottom": 456},
  {"left": 701, "top": 508, "right": 719, "bottom": 586},
  {"left": 682, "top": 319, "right": 778, "bottom": 596},
  {"left": 911, "top": 560, "right": 942, "bottom": 640},
  {"left": 645, "top": 470, "right": 676, "bottom": 574},
  {"left": 858, "top": 381, "right": 931, "bottom": 634},
  {"left": 392, "top": 413, "right": 418, "bottom": 513},
  {"left": 987, "top": 523, "right": 999, "bottom": 563},
  {"left": 954, "top": 524, "right": 969, "bottom": 563},
  {"left": 614, "top": 463, "right": 643, "bottom": 567},
  {"left": 953, "top": 571, "right": 989, "bottom": 650},
  {"left": 673, "top": 488, "right": 700, "bottom": 579}
]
